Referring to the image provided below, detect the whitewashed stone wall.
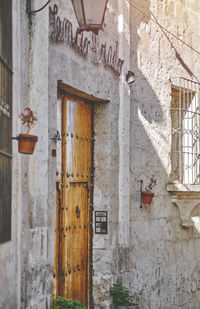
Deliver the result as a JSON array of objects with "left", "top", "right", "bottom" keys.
[
  {"left": 18, "top": 0, "right": 52, "bottom": 308},
  {"left": 1, "top": 0, "right": 200, "bottom": 308},
  {"left": 0, "top": 0, "right": 52, "bottom": 308},
  {"left": 48, "top": 0, "right": 131, "bottom": 308},
  {"left": 0, "top": 1, "right": 22, "bottom": 308},
  {"left": 126, "top": 1, "right": 200, "bottom": 309}
]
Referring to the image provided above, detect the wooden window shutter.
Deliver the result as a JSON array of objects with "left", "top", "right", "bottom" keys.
[{"left": 0, "top": 0, "right": 12, "bottom": 244}]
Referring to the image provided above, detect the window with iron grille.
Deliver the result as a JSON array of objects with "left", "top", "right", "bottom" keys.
[
  {"left": 171, "top": 77, "right": 200, "bottom": 185},
  {"left": 0, "top": 0, "right": 12, "bottom": 243}
]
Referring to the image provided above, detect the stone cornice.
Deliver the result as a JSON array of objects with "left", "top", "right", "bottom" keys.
[{"left": 167, "top": 182, "right": 200, "bottom": 227}]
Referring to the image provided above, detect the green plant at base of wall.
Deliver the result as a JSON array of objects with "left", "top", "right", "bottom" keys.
[
  {"left": 53, "top": 296, "right": 87, "bottom": 309},
  {"left": 110, "top": 283, "right": 133, "bottom": 306}
]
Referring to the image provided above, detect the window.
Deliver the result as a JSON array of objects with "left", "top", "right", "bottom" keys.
[
  {"left": 0, "top": 0, "right": 12, "bottom": 243},
  {"left": 171, "top": 78, "right": 200, "bottom": 184}
]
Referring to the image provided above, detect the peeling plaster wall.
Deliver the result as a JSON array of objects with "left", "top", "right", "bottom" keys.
[
  {"left": 0, "top": 0, "right": 53, "bottom": 308},
  {"left": 18, "top": 0, "right": 52, "bottom": 308},
  {"left": 1, "top": 0, "right": 200, "bottom": 308},
  {"left": 0, "top": 1, "right": 22, "bottom": 308},
  {"left": 126, "top": 1, "right": 200, "bottom": 309},
  {"left": 48, "top": 0, "right": 131, "bottom": 308}
]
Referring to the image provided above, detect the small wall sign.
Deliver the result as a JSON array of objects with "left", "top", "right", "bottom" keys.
[{"left": 95, "top": 211, "right": 108, "bottom": 234}]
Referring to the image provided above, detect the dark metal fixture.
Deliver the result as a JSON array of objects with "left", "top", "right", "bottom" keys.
[
  {"left": 26, "top": 0, "right": 51, "bottom": 15},
  {"left": 140, "top": 180, "right": 143, "bottom": 209},
  {"left": 76, "top": 206, "right": 80, "bottom": 218},
  {"left": 71, "top": 0, "right": 108, "bottom": 34},
  {"left": 51, "top": 131, "right": 61, "bottom": 143},
  {"left": 126, "top": 71, "right": 135, "bottom": 84}
]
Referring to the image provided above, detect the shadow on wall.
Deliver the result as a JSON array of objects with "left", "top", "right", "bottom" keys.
[
  {"left": 130, "top": 0, "right": 165, "bottom": 177},
  {"left": 120, "top": 0, "right": 200, "bottom": 308}
]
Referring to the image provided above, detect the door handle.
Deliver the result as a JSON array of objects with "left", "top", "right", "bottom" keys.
[{"left": 76, "top": 205, "right": 80, "bottom": 218}]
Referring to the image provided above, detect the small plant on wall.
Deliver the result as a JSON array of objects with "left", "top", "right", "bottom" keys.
[
  {"left": 53, "top": 296, "right": 87, "bottom": 309},
  {"left": 110, "top": 283, "right": 133, "bottom": 308},
  {"left": 19, "top": 107, "right": 37, "bottom": 134},
  {"left": 144, "top": 176, "right": 157, "bottom": 192},
  {"left": 141, "top": 176, "right": 156, "bottom": 205},
  {"left": 12, "top": 107, "right": 38, "bottom": 154},
  {"left": 140, "top": 175, "right": 157, "bottom": 208}
]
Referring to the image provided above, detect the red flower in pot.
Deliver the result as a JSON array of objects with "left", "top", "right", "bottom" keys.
[
  {"left": 13, "top": 107, "right": 38, "bottom": 154},
  {"left": 142, "top": 176, "right": 156, "bottom": 205}
]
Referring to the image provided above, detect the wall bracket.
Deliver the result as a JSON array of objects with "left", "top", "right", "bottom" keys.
[
  {"left": 26, "top": 0, "right": 51, "bottom": 15},
  {"left": 167, "top": 182, "right": 200, "bottom": 227}
]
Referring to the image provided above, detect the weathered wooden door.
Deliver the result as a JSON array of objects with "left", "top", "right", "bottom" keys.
[{"left": 54, "top": 95, "right": 93, "bottom": 307}]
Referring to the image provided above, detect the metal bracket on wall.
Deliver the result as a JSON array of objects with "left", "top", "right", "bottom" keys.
[
  {"left": 26, "top": 0, "right": 51, "bottom": 24},
  {"left": 26, "top": 0, "right": 51, "bottom": 14},
  {"left": 51, "top": 131, "right": 61, "bottom": 143},
  {"left": 140, "top": 180, "right": 143, "bottom": 209}
]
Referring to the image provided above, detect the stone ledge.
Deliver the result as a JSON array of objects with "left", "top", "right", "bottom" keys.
[
  {"left": 167, "top": 182, "right": 200, "bottom": 193},
  {"left": 111, "top": 305, "right": 140, "bottom": 309},
  {"left": 167, "top": 182, "right": 200, "bottom": 227}
]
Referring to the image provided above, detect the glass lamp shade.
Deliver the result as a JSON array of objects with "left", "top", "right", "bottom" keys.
[
  {"left": 71, "top": 0, "right": 108, "bottom": 33},
  {"left": 126, "top": 71, "right": 135, "bottom": 84}
]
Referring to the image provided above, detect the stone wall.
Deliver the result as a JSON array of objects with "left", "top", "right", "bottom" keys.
[
  {"left": 0, "top": 1, "right": 22, "bottom": 308},
  {"left": 125, "top": 0, "right": 200, "bottom": 308},
  {"left": 48, "top": 0, "right": 131, "bottom": 307},
  {"left": 1, "top": 0, "right": 200, "bottom": 308},
  {"left": 0, "top": 0, "right": 52, "bottom": 308},
  {"left": 19, "top": 0, "right": 52, "bottom": 308}
]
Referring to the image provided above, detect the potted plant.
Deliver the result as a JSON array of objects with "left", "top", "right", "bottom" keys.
[
  {"left": 141, "top": 176, "right": 156, "bottom": 205},
  {"left": 110, "top": 283, "right": 138, "bottom": 309},
  {"left": 53, "top": 296, "right": 87, "bottom": 309},
  {"left": 12, "top": 107, "right": 38, "bottom": 154}
]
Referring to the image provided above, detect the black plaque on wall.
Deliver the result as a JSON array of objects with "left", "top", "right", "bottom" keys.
[{"left": 95, "top": 211, "right": 108, "bottom": 234}]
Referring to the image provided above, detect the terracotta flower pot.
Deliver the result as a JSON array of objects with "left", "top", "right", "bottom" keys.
[
  {"left": 14, "top": 134, "right": 38, "bottom": 154},
  {"left": 141, "top": 191, "right": 154, "bottom": 204}
]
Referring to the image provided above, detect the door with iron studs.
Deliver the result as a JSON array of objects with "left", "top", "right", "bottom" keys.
[{"left": 54, "top": 95, "right": 93, "bottom": 307}]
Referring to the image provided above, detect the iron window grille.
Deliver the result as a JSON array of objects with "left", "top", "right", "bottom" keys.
[
  {"left": 0, "top": 0, "right": 12, "bottom": 244},
  {"left": 171, "top": 77, "right": 200, "bottom": 185}
]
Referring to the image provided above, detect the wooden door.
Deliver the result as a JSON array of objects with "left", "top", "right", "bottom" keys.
[{"left": 54, "top": 95, "right": 93, "bottom": 307}]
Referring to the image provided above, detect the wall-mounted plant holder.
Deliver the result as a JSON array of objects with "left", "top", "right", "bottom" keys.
[
  {"left": 12, "top": 134, "right": 38, "bottom": 154},
  {"left": 140, "top": 180, "right": 154, "bottom": 208},
  {"left": 13, "top": 107, "right": 38, "bottom": 154},
  {"left": 142, "top": 191, "right": 154, "bottom": 204}
]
